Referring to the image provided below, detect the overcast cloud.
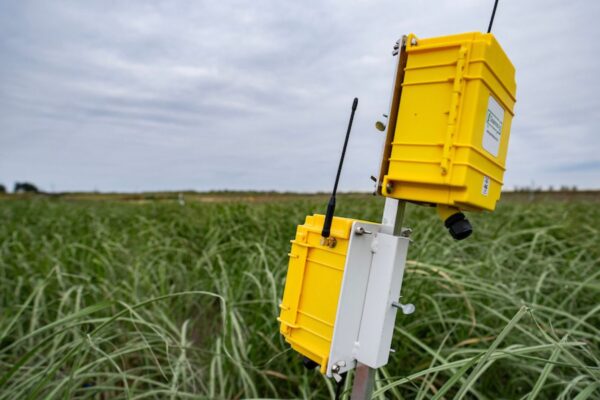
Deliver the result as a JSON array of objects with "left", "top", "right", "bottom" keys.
[{"left": 1, "top": 0, "right": 599, "bottom": 192}]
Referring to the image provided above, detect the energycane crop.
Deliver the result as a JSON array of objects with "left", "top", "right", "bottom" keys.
[{"left": 0, "top": 196, "right": 598, "bottom": 399}]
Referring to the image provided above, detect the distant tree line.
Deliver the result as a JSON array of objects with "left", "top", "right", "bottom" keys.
[
  {"left": 512, "top": 185, "right": 578, "bottom": 192},
  {"left": 0, "top": 182, "right": 40, "bottom": 194},
  {"left": 14, "top": 182, "right": 39, "bottom": 193}
]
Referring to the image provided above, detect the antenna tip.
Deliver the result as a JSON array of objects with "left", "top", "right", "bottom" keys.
[{"left": 352, "top": 97, "right": 358, "bottom": 110}]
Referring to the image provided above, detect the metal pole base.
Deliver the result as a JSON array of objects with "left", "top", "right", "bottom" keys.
[{"left": 350, "top": 363, "right": 375, "bottom": 399}]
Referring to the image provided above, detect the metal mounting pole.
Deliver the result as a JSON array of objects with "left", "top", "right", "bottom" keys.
[
  {"left": 350, "top": 362, "right": 376, "bottom": 399},
  {"left": 350, "top": 198, "right": 407, "bottom": 399}
]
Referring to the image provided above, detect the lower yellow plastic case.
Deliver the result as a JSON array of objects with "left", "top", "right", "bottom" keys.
[{"left": 278, "top": 214, "right": 355, "bottom": 373}]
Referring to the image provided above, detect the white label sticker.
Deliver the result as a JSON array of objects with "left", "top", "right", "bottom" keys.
[
  {"left": 482, "top": 96, "right": 504, "bottom": 157},
  {"left": 482, "top": 175, "right": 490, "bottom": 196}
]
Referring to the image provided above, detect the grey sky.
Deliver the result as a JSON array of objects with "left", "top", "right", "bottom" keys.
[{"left": 1, "top": 0, "right": 599, "bottom": 192}]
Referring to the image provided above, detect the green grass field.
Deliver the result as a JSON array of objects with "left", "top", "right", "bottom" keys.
[{"left": 1, "top": 196, "right": 599, "bottom": 399}]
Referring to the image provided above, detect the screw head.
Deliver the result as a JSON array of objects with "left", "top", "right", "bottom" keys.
[{"left": 354, "top": 226, "right": 373, "bottom": 235}]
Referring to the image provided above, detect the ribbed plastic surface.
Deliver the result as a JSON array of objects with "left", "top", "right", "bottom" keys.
[
  {"left": 278, "top": 214, "right": 354, "bottom": 373},
  {"left": 383, "top": 32, "right": 517, "bottom": 211}
]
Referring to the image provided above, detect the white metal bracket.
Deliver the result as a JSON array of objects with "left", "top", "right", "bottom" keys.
[{"left": 326, "top": 198, "right": 411, "bottom": 377}]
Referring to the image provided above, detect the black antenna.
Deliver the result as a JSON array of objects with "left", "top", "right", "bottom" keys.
[
  {"left": 487, "top": 0, "right": 499, "bottom": 33},
  {"left": 321, "top": 97, "right": 358, "bottom": 238}
]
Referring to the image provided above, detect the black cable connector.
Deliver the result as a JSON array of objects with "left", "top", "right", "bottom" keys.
[
  {"left": 302, "top": 356, "right": 319, "bottom": 370},
  {"left": 444, "top": 212, "right": 473, "bottom": 240}
]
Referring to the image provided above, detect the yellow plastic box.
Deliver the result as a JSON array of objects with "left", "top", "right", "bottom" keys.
[
  {"left": 382, "top": 32, "right": 517, "bottom": 211},
  {"left": 278, "top": 214, "right": 355, "bottom": 373}
]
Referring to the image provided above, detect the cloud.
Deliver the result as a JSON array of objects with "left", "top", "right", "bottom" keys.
[{"left": 0, "top": 0, "right": 599, "bottom": 192}]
